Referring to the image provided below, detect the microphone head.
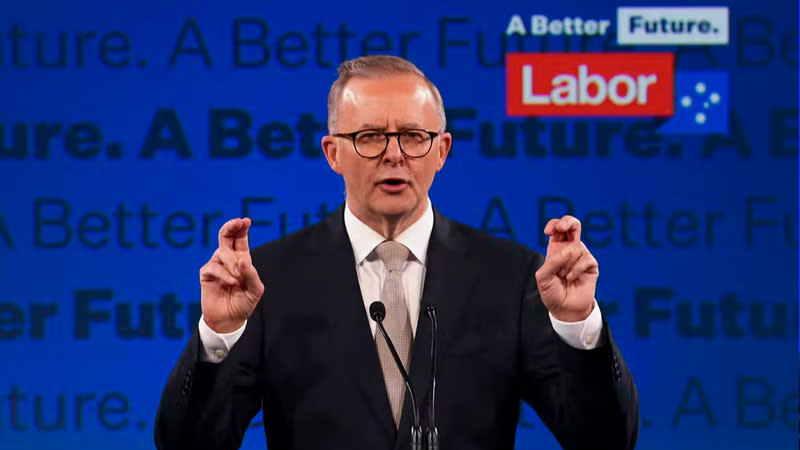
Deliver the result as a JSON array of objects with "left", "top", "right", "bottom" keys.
[
  {"left": 369, "top": 301, "right": 386, "bottom": 322},
  {"left": 424, "top": 303, "right": 437, "bottom": 315}
]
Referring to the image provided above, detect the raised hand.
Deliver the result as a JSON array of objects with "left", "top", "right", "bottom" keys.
[
  {"left": 199, "top": 218, "right": 265, "bottom": 333},
  {"left": 535, "top": 215, "right": 598, "bottom": 322}
]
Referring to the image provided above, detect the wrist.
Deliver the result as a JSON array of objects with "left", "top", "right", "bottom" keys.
[
  {"left": 550, "top": 303, "right": 594, "bottom": 323},
  {"left": 204, "top": 317, "right": 246, "bottom": 334}
]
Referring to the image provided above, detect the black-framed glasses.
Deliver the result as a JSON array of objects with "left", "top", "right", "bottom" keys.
[{"left": 332, "top": 128, "right": 439, "bottom": 159}]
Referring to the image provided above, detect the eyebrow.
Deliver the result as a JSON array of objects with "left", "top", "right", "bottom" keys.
[
  {"left": 397, "top": 122, "right": 422, "bottom": 129},
  {"left": 358, "top": 123, "right": 386, "bottom": 130},
  {"left": 357, "top": 122, "right": 423, "bottom": 130}
]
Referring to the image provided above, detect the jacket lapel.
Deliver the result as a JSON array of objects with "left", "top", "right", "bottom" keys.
[
  {"left": 395, "top": 208, "right": 481, "bottom": 449},
  {"left": 317, "top": 204, "right": 397, "bottom": 441}
]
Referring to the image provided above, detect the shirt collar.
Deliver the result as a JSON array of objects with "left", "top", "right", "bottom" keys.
[{"left": 344, "top": 199, "right": 433, "bottom": 265}]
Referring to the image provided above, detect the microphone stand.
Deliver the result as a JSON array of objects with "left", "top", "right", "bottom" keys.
[
  {"left": 370, "top": 302, "right": 423, "bottom": 450},
  {"left": 425, "top": 304, "right": 440, "bottom": 450}
]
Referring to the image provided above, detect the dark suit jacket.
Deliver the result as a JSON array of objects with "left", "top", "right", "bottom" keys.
[{"left": 155, "top": 205, "right": 638, "bottom": 450}]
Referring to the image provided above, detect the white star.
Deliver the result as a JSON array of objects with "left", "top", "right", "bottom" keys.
[
  {"left": 695, "top": 82, "right": 707, "bottom": 94},
  {"left": 695, "top": 112, "right": 707, "bottom": 124}
]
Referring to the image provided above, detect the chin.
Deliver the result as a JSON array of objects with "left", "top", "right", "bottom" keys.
[{"left": 371, "top": 196, "right": 418, "bottom": 218}]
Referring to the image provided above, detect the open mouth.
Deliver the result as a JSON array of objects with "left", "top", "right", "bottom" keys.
[{"left": 378, "top": 178, "right": 409, "bottom": 191}]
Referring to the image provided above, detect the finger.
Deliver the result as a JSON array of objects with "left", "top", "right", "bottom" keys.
[
  {"left": 543, "top": 217, "right": 581, "bottom": 242},
  {"left": 238, "top": 259, "right": 264, "bottom": 298},
  {"left": 218, "top": 218, "right": 245, "bottom": 250},
  {"left": 213, "top": 248, "right": 242, "bottom": 278},
  {"left": 557, "top": 244, "right": 585, "bottom": 278},
  {"left": 565, "top": 251, "right": 598, "bottom": 281},
  {"left": 234, "top": 218, "right": 252, "bottom": 252},
  {"left": 543, "top": 218, "right": 560, "bottom": 236},
  {"left": 555, "top": 215, "right": 581, "bottom": 241},
  {"left": 200, "top": 262, "right": 240, "bottom": 286},
  {"left": 555, "top": 241, "right": 586, "bottom": 278},
  {"left": 537, "top": 240, "right": 583, "bottom": 281}
]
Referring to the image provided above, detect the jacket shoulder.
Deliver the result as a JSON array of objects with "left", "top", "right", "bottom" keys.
[
  {"left": 249, "top": 219, "right": 328, "bottom": 269},
  {"left": 444, "top": 215, "right": 544, "bottom": 268}
]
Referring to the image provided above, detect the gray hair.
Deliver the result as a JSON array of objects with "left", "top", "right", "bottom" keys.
[{"left": 326, "top": 55, "right": 446, "bottom": 132}]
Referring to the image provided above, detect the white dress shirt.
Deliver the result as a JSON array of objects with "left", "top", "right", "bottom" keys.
[{"left": 198, "top": 199, "right": 604, "bottom": 363}]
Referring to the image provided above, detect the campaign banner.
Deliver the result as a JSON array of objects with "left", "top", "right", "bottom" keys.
[{"left": 506, "top": 52, "right": 674, "bottom": 117}]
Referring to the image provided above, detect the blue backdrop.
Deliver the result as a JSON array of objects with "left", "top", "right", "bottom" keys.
[{"left": 1, "top": 0, "right": 797, "bottom": 448}]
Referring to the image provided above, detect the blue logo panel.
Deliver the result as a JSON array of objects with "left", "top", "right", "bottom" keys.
[{"left": 659, "top": 71, "right": 730, "bottom": 134}]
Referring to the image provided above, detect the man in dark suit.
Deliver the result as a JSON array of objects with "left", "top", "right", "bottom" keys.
[{"left": 155, "top": 55, "right": 638, "bottom": 450}]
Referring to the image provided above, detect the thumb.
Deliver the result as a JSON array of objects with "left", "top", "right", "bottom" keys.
[
  {"left": 238, "top": 259, "right": 264, "bottom": 299},
  {"left": 536, "top": 245, "right": 576, "bottom": 283}
]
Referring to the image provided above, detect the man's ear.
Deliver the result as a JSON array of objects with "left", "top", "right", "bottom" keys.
[
  {"left": 321, "top": 135, "right": 343, "bottom": 175},
  {"left": 435, "top": 131, "right": 452, "bottom": 171}
]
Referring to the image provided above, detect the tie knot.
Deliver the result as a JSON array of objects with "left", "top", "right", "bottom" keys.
[{"left": 375, "top": 240, "right": 409, "bottom": 272}]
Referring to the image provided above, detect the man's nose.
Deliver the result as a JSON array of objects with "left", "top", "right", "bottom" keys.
[{"left": 382, "top": 135, "right": 405, "bottom": 163}]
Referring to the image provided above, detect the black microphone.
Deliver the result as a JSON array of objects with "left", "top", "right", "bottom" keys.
[
  {"left": 424, "top": 304, "right": 440, "bottom": 450},
  {"left": 369, "top": 301, "right": 423, "bottom": 450}
]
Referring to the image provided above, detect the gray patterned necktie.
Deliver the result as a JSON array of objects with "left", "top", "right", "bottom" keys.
[{"left": 373, "top": 240, "right": 412, "bottom": 427}]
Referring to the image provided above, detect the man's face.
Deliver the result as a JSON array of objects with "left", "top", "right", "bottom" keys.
[{"left": 322, "top": 74, "right": 451, "bottom": 225}]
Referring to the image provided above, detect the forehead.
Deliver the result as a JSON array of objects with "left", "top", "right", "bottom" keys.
[{"left": 336, "top": 74, "right": 439, "bottom": 129}]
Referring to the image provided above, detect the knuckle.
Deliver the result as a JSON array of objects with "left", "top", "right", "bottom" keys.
[
  {"left": 200, "top": 260, "right": 216, "bottom": 274},
  {"left": 218, "top": 222, "right": 229, "bottom": 235},
  {"left": 218, "top": 248, "right": 233, "bottom": 261},
  {"left": 211, "top": 249, "right": 223, "bottom": 262}
]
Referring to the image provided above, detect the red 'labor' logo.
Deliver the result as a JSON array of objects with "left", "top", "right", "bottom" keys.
[{"left": 506, "top": 52, "right": 674, "bottom": 117}]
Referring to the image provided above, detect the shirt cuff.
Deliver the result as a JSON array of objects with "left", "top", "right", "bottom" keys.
[
  {"left": 198, "top": 315, "right": 247, "bottom": 363},
  {"left": 548, "top": 300, "right": 604, "bottom": 350}
]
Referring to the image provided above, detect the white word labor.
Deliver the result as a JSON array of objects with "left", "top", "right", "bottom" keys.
[
  {"left": 506, "top": 14, "right": 612, "bottom": 36},
  {"left": 521, "top": 64, "right": 658, "bottom": 106}
]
